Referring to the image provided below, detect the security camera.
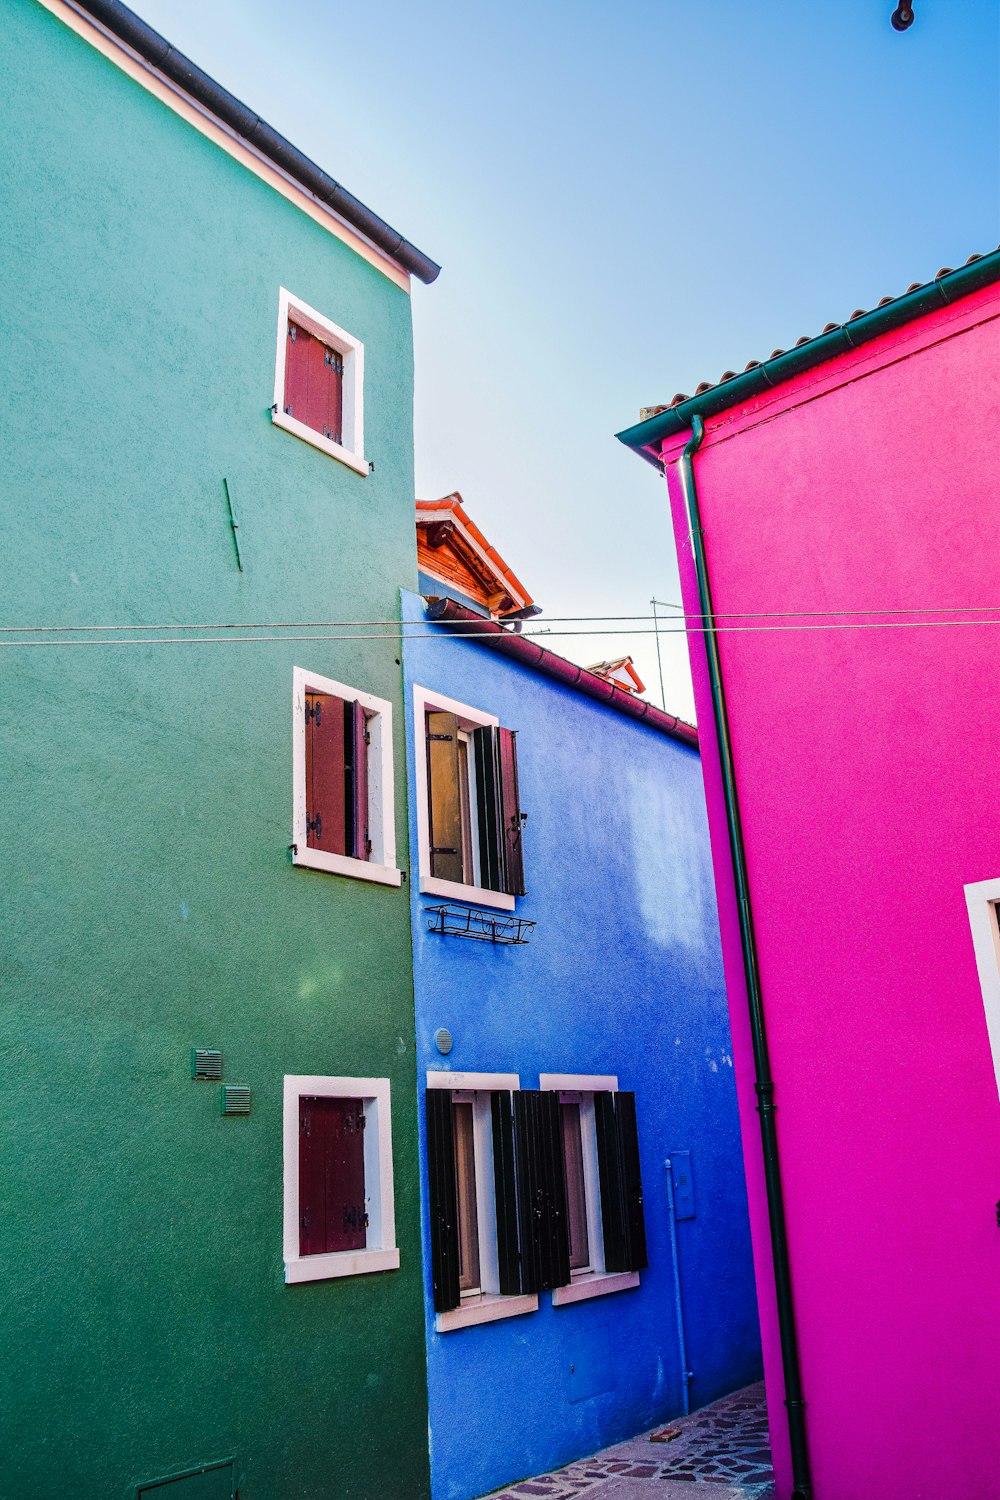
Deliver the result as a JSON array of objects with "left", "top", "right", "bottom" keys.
[{"left": 891, "top": 4, "right": 914, "bottom": 29}]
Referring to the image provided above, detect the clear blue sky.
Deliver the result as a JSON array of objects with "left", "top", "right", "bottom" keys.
[{"left": 134, "top": 0, "right": 999, "bottom": 720}]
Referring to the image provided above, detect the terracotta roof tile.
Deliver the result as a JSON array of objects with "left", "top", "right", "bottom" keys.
[{"left": 648, "top": 248, "right": 999, "bottom": 415}]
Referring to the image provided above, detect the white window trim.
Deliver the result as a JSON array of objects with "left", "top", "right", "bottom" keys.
[
  {"left": 963, "top": 877, "right": 1000, "bottom": 1104},
  {"left": 426, "top": 1070, "right": 538, "bottom": 1331},
  {"left": 283, "top": 1075, "right": 399, "bottom": 1284},
  {"left": 539, "top": 1072, "right": 641, "bottom": 1306},
  {"left": 292, "top": 666, "right": 401, "bottom": 887},
  {"left": 412, "top": 684, "right": 515, "bottom": 913},
  {"left": 271, "top": 287, "right": 368, "bottom": 476}
]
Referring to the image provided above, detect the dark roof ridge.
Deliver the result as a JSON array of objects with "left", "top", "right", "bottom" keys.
[
  {"left": 73, "top": 0, "right": 441, "bottom": 284},
  {"left": 618, "top": 246, "right": 1000, "bottom": 465},
  {"left": 423, "top": 597, "right": 698, "bottom": 749}
]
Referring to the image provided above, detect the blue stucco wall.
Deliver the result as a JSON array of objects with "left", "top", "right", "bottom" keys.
[{"left": 401, "top": 590, "right": 763, "bottom": 1500}]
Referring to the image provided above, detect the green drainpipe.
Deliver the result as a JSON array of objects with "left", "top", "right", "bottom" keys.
[{"left": 678, "top": 415, "right": 811, "bottom": 1500}]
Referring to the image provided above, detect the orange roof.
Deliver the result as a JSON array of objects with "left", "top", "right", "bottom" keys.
[
  {"left": 586, "top": 656, "right": 647, "bottom": 696},
  {"left": 416, "top": 494, "right": 533, "bottom": 618}
]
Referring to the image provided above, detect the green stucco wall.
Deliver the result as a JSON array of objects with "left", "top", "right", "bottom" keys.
[{"left": 0, "top": 4, "right": 428, "bottom": 1496}]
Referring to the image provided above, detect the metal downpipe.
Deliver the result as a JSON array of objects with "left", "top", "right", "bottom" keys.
[{"left": 677, "top": 415, "right": 811, "bottom": 1500}]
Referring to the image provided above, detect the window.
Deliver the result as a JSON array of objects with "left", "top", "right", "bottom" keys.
[
  {"left": 292, "top": 667, "right": 401, "bottom": 887},
  {"left": 963, "top": 877, "right": 1000, "bottom": 1104},
  {"left": 283, "top": 1075, "right": 399, "bottom": 1283},
  {"left": 425, "top": 1072, "right": 647, "bottom": 1326},
  {"left": 413, "top": 685, "right": 526, "bottom": 912},
  {"left": 540, "top": 1074, "right": 646, "bottom": 1305},
  {"left": 425, "top": 1072, "right": 537, "bottom": 1331},
  {"left": 271, "top": 287, "right": 367, "bottom": 475}
]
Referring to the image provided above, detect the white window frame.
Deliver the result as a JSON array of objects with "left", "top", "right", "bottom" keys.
[
  {"left": 413, "top": 684, "right": 515, "bottom": 913},
  {"left": 963, "top": 877, "right": 1000, "bottom": 1104},
  {"left": 271, "top": 287, "right": 368, "bottom": 476},
  {"left": 292, "top": 666, "right": 401, "bottom": 887},
  {"left": 427, "top": 1071, "right": 538, "bottom": 1331},
  {"left": 283, "top": 1075, "right": 399, "bottom": 1284},
  {"left": 539, "top": 1073, "right": 641, "bottom": 1306}
]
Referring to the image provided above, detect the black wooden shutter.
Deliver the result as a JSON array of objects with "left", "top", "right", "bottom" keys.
[
  {"left": 426, "top": 1090, "right": 461, "bottom": 1311},
  {"left": 472, "top": 725, "right": 503, "bottom": 892},
  {"left": 491, "top": 1091, "right": 521, "bottom": 1295},
  {"left": 497, "top": 727, "right": 525, "bottom": 897},
  {"left": 426, "top": 711, "right": 463, "bottom": 883},
  {"left": 513, "top": 1090, "right": 571, "bottom": 1292},
  {"left": 615, "top": 1091, "right": 648, "bottom": 1270},
  {"left": 595, "top": 1091, "right": 648, "bottom": 1273}
]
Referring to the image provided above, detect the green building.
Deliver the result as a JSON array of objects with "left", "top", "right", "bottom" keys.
[{"left": 1, "top": 2, "right": 439, "bottom": 1495}]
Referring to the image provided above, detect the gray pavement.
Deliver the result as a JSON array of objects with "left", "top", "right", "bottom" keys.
[{"left": 483, "top": 1382, "right": 773, "bottom": 1499}]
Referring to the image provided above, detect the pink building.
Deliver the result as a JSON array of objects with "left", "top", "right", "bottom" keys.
[{"left": 619, "top": 249, "right": 1000, "bottom": 1500}]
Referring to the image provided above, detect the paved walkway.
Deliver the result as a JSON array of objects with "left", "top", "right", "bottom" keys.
[{"left": 484, "top": 1383, "right": 773, "bottom": 1500}]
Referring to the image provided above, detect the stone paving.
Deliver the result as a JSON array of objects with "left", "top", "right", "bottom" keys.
[{"left": 484, "top": 1382, "right": 773, "bottom": 1500}]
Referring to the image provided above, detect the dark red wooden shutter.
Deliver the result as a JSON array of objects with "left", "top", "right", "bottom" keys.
[
  {"left": 513, "top": 1090, "right": 570, "bottom": 1292},
  {"left": 298, "top": 1096, "right": 367, "bottom": 1256},
  {"left": 595, "top": 1091, "right": 648, "bottom": 1272},
  {"left": 497, "top": 727, "right": 525, "bottom": 896},
  {"left": 426, "top": 1090, "right": 461, "bottom": 1312},
  {"left": 346, "top": 698, "right": 370, "bottom": 861},
  {"left": 305, "top": 692, "right": 349, "bottom": 856},
  {"left": 284, "top": 320, "right": 344, "bottom": 445},
  {"left": 426, "top": 712, "right": 464, "bottom": 883},
  {"left": 491, "top": 1091, "right": 521, "bottom": 1296}
]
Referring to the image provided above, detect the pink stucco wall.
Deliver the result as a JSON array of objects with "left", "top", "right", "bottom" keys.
[{"left": 661, "top": 282, "right": 1000, "bottom": 1500}]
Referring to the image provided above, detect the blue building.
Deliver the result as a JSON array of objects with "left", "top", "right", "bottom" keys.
[{"left": 403, "top": 506, "right": 763, "bottom": 1500}]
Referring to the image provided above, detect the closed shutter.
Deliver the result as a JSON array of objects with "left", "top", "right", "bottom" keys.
[
  {"left": 513, "top": 1090, "right": 571, "bottom": 1292},
  {"left": 285, "top": 320, "right": 344, "bottom": 444},
  {"left": 472, "top": 725, "right": 503, "bottom": 892},
  {"left": 426, "top": 1089, "right": 461, "bottom": 1312},
  {"left": 305, "top": 692, "right": 349, "bottom": 856},
  {"left": 491, "top": 1090, "right": 521, "bottom": 1295},
  {"left": 595, "top": 1091, "right": 648, "bottom": 1273},
  {"left": 426, "top": 711, "right": 464, "bottom": 883},
  {"left": 298, "top": 1096, "right": 367, "bottom": 1256},
  {"left": 346, "top": 698, "right": 370, "bottom": 861},
  {"left": 497, "top": 727, "right": 525, "bottom": 896}
]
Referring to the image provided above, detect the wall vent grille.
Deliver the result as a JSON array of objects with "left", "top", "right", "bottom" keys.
[
  {"left": 191, "top": 1048, "right": 223, "bottom": 1081},
  {"left": 221, "top": 1085, "right": 251, "bottom": 1116}
]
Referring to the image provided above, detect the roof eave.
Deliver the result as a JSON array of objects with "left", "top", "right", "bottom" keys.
[
  {"left": 616, "top": 249, "right": 1000, "bottom": 459},
  {"left": 73, "top": 0, "right": 441, "bottom": 284}
]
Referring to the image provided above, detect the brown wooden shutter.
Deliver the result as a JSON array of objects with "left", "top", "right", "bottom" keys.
[
  {"left": 285, "top": 320, "right": 344, "bottom": 444},
  {"left": 491, "top": 1091, "right": 521, "bottom": 1295},
  {"left": 426, "top": 1089, "right": 461, "bottom": 1312},
  {"left": 595, "top": 1091, "right": 648, "bottom": 1273},
  {"left": 426, "top": 711, "right": 464, "bottom": 883},
  {"left": 472, "top": 726, "right": 503, "bottom": 892},
  {"left": 346, "top": 698, "right": 370, "bottom": 861},
  {"left": 497, "top": 727, "right": 525, "bottom": 896},
  {"left": 298, "top": 1096, "right": 367, "bottom": 1256},
  {"left": 513, "top": 1090, "right": 571, "bottom": 1292},
  {"left": 305, "top": 692, "right": 349, "bottom": 855}
]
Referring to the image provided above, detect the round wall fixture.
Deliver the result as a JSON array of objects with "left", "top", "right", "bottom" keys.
[{"left": 434, "top": 1027, "right": 453, "bottom": 1056}]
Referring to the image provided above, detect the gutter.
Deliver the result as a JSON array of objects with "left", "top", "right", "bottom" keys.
[
  {"left": 617, "top": 247, "right": 1000, "bottom": 467},
  {"left": 423, "top": 598, "right": 698, "bottom": 749},
  {"left": 677, "top": 417, "right": 810, "bottom": 1499},
  {"left": 71, "top": 0, "right": 441, "bottom": 285}
]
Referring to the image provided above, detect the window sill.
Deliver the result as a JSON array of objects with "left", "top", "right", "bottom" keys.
[
  {"left": 419, "top": 874, "right": 515, "bottom": 913},
  {"left": 551, "top": 1271, "right": 640, "bottom": 1306},
  {"left": 293, "top": 847, "right": 403, "bottom": 887},
  {"left": 284, "top": 1246, "right": 400, "bottom": 1284},
  {"left": 435, "top": 1292, "right": 538, "bottom": 1332},
  {"left": 271, "top": 408, "right": 369, "bottom": 476}
]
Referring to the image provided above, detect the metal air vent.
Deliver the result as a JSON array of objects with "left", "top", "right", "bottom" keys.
[
  {"left": 221, "top": 1085, "right": 251, "bottom": 1116},
  {"left": 191, "top": 1048, "right": 223, "bottom": 1081}
]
